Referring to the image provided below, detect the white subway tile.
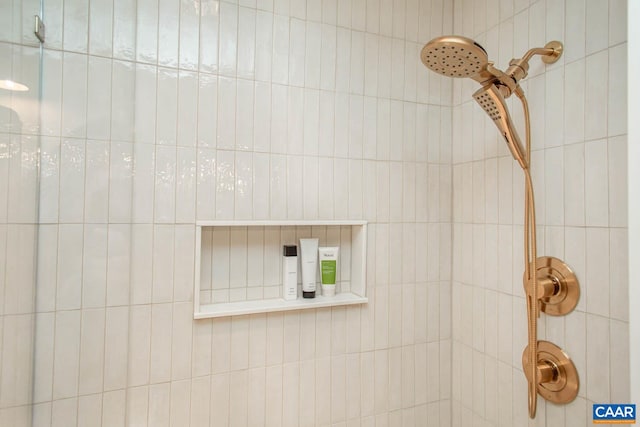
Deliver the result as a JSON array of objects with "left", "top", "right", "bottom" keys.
[
  {"left": 77, "top": 394, "right": 102, "bottom": 427},
  {"left": 103, "top": 306, "right": 129, "bottom": 391},
  {"left": 320, "top": 24, "right": 337, "bottom": 90},
  {"left": 169, "top": 380, "right": 191, "bottom": 427},
  {"left": 234, "top": 150, "right": 253, "bottom": 220},
  {"left": 148, "top": 383, "right": 170, "bottom": 427},
  {"left": 176, "top": 71, "right": 198, "bottom": 147},
  {"left": 154, "top": 146, "right": 177, "bottom": 223},
  {"left": 134, "top": 64, "right": 157, "bottom": 144},
  {"left": 78, "top": 308, "right": 105, "bottom": 394},
  {"left": 252, "top": 152, "right": 270, "bottom": 219},
  {"left": 152, "top": 225, "right": 175, "bottom": 303},
  {"left": 63, "top": 0, "right": 89, "bottom": 52},
  {"left": 289, "top": 19, "right": 306, "bottom": 87},
  {"left": 333, "top": 158, "right": 349, "bottom": 219},
  {"left": 176, "top": 147, "right": 196, "bottom": 223},
  {"left": 197, "top": 148, "right": 216, "bottom": 221},
  {"left": 171, "top": 302, "right": 193, "bottom": 380},
  {"left": 52, "top": 310, "right": 81, "bottom": 399},
  {"left": 127, "top": 386, "right": 149, "bottom": 427},
  {"left": 61, "top": 53, "right": 88, "bottom": 138},
  {"left": 199, "top": 1, "right": 219, "bottom": 73},
  {"left": 218, "top": 4, "right": 238, "bottom": 75},
  {"left": 287, "top": 87, "right": 304, "bottom": 155},
  {"left": 236, "top": 79, "right": 255, "bottom": 152},
  {"left": 109, "top": 141, "right": 133, "bottom": 222},
  {"left": 318, "top": 90, "right": 335, "bottom": 157},
  {"left": 271, "top": 84, "right": 288, "bottom": 154},
  {"left": 389, "top": 100, "right": 403, "bottom": 161},
  {"left": 86, "top": 57, "right": 112, "bottom": 141},
  {"left": 106, "top": 225, "right": 130, "bottom": 307},
  {"left": 349, "top": 95, "right": 364, "bottom": 159},
  {"left": 334, "top": 93, "right": 349, "bottom": 158},
  {"left": 237, "top": 7, "right": 257, "bottom": 80},
  {"left": 287, "top": 155, "right": 304, "bottom": 219},
  {"left": 335, "top": 27, "right": 351, "bottom": 93},
  {"left": 586, "top": 227, "right": 610, "bottom": 317},
  {"left": 149, "top": 303, "right": 173, "bottom": 383},
  {"left": 269, "top": 154, "right": 286, "bottom": 219},
  {"left": 264, "top": 365, "right": 283, "bottom": 426},
  {"left": 113, "top": 0, "right": 136, "bottom": 60},
  {"left": 610, "top": 319, "right": 630, "bottom": 402},
  {"left": 608, "top": 135, "right": 627, "bottom": 227},
  {"left": 609, "top": 228, "right": 628, "bottom": 322},
  {"left": 317, "top": 157, "right": 334, "bottom": 219},
  {"left": 303, "top": 22, "right": 322, "bottom": 89},
  {"left": 179, "top": 0, "right": 200, "bottom": 70},
  {"left": 190, "top": 376, "right": 211, "bottom": 427},
  {"left": 254, "top": 81, "right": 272, "bottom": 153},
  {"left": 585, "top": 139, "right": 609, "bottom": 226},
  {"left": 586, "top": 0, "right": 608, "bottom": 55},
  {"left": 158, "top": 0, "right": 180, "bottom": 67},
  {"left": 586, "top": 314, "right": 610, "bottom": 403},
  {"left": 216, "top": 150, "right": 236, "bottom": 219},
  {"left": 136, "top": 0, "right": 159, "bottom": 64},
  {"left": 390, "top": 38, "right": 405, "bottom": 100},
  {"left": 585, "top": 50, "right": 609, "bottom": 140},
  {"left": 609, "top": 0, "right": 627, "bottom": 46},
  {"left": 272, "top": 14, "right": 290, "bottom": 84},
  {"left": 111, "top": 61, "right": 135, "bottom": 141},
  {"left": 128, "top": 305, "right": 151, "bottom": 387},
  {"left": 608, "top": 43, "right": 627, "bottom": 137},
  {"left": 52, "top": 398, "right": 78, "bottom": 427}
]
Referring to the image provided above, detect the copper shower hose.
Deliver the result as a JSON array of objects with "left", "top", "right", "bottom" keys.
[{"left": 516, "top": 88, "right": 538, "bottom": 418}]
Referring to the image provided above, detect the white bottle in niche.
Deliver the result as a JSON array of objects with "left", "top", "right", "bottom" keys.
[{"left": 282, "top": 245, "right": 298, "bottom": 300}]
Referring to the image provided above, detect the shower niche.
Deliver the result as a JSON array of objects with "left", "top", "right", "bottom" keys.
[{"left": 193, "top": 220, "right": 368, "bottom": 319}]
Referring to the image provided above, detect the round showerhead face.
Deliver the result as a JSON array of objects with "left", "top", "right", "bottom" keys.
[{"left": 420, "top": 35, "right": 489, "bottom": 78}]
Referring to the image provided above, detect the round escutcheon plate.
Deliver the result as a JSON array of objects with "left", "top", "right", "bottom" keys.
[
  {"left": 524, "top": 256, "right": 580, "bottom": 316},
  {"left": 542, "top": 41, "right": 563, "bottom": 64},
  {"left": 522, "top": 340, "right": 579, "bottom": 404}
]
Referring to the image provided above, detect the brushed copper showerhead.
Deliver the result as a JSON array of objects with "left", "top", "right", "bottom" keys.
[{"left": 420, "top": 35, "right": 493, "bottom": 83}]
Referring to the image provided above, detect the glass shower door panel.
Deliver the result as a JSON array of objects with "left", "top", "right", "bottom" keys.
[{"left": 0, "top": 2, "right": 42, "bottom": 424}]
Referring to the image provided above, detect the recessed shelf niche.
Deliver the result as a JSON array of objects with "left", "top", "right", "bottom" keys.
[{"left": 194, "top": 220, "right": 368, "bottom": 319}]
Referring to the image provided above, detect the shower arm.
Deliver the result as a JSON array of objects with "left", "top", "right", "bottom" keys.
[
  {"left": 481, "top": 42, "right": 565, "bottom": 100},
  {"left": 504, "top": 42, "right": 564, "bottom": 93}
]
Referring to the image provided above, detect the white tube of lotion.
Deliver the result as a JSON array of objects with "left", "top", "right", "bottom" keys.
[
  {"left": 299, "top": 238, "right": 319, "bottom": 298},
  {"left": 318, "top": 246, "right": 339, "bottom": 297}
]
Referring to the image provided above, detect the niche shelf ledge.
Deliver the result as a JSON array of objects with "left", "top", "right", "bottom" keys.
[
  {"left": 196, "top": 293, "right": 368, "bottom": 319},
  {"left": 194, "top": 220, "right": 368, "bottom": 319}
]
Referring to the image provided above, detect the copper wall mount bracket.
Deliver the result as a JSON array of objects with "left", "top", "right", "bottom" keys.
[
  {"left": 524, "top": 256, "right": 580, "bottom": 316},
  {"left": 522, "top": 340, "right": 579, "bottom": 404}
]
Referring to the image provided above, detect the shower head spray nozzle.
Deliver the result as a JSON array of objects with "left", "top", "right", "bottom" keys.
[
  {"left": 420, "top": 35, "right": 564, "bottom": 169},
  {"left": 420, "top": 35, "right": 493, "bottom": 83},
  {"left": 473, "top": 84, "right": 528, "bottom": 169}
]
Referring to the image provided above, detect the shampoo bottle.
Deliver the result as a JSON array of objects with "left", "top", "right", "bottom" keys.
[
  {"left": 299, "top": 238, "right": 319, "bottom": 298},
  {"left": 282, "top": 245, "right": 298, "bottom": 300}
]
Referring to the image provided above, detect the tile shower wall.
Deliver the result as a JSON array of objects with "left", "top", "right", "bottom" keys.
[
  {"left": 30, "top": 0, "right": 455, "bottom": 426},
  {"left": 449, "top": 0, "right": 628, "bottom": 426},
  {"left": 0, "top": 1, "right": 42, "bottom": 424}
]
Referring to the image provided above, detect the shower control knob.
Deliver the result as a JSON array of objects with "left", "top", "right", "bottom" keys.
[
  {"left": 523, "top": 256, "right": 580, "bottom": 316},
  {"left": 522, "top": 341, "right": 579, "bottom": 405}
]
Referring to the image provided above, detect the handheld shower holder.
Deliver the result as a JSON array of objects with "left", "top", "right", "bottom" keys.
[{"left": 505, "top": 41, "right": 564, "bottom": 89}]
